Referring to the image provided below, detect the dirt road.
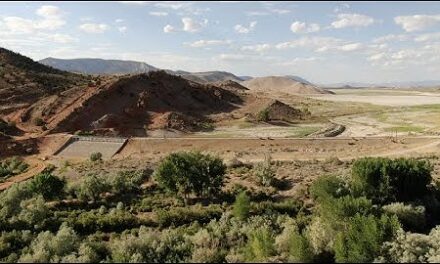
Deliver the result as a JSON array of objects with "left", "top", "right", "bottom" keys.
[{"left": 0, "top": 157, "right": 46, "bottom": 191}]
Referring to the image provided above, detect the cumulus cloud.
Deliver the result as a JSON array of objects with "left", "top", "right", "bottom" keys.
[
  {"left": 394, "top": 14, "right": 440, "bottom": 32},
  {"left": 149, "top": 11, "right": 168, "bottom": 17},
  {"left": 79, "top": 23, "right": 109, "bottom": 33},
  {"left": 241, "top": 44, "right": 271, "bottom": 52},
  {"left": 2, "top": 5, "right": 65, "bottom": 33},
  {"left": 331, "top": 13, "right": 375, "bottom": 29},
  {"left": 182, "top": 17, "right": 208, "bottom": 32},
  {"left": 187, "top": 39, "right": 231, "bottom": 48},
  {"left": 290, "top": 21, "right": 320, "bottom": 33},
  {"left": 163, "top": 24, "right": 176, "bottom": 33},
  {"left": 337, "top": 42, "right": 363, "bottom": 51},
  {"left": 234, "top": 21, "right": 257, "bottom": 34}
]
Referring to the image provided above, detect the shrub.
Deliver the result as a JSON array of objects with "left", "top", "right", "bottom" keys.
[
  {"left": 110, "top": 170, "right": 147, "bottom": 194},
  {"left": 33, "top": 117, "right": 44, "bottom": 126},
  {"left": 89, "top": 152, "right": 102, "bottom": 162},
  {"left": 18, "top": 224, "right": 80, "bottom": 262},
  {"left": 257, "top": 108, "right": 270, "bottom": 122},
  {"left": 287, "top": 230, "right": 314, "bottom": 263},
  {"left": 251, "top": 199, "right": 302, "bottom": 216},
  {"left": 156, "top": 204, "right": 222, "bottom": 227},
  {"left": 254, "top": 155, "right": 275, "bottom": 187},
  {"left": 334, "top": 213, "right": 400, "bottom": 263},
  {"left": 67, "top": 209, "right": 139, "bottom": 234},
  {"left": 75, "top": 174, "right": 110, "bottom": 202},
  {"left": 309, "top": 175, "right": 349, "bottom": 201},
  {"left": 318, "top": 195, "right": 374, "bottom": 223},
  {"left": 29, "top": 172, "right": 65, "bottom": 200},
  {"left": 243, "top": 226, "right": 275, "bottom": 262},
  {"left": 352, "top": 157, "right": 432, "bottom": 204},
  {"left": 233, "top": 191, "right": 250, "bottom": 220},
  {"left": 377, "top": 226, "right": 440, "bottom": 263},
  {"left": 109, "top": 226, "right": 192, "bottom": 263},
  {"left": 382, "top": 203, "right": 426, "bottom": 232},
  {"left": 154, "top": 151, "right": 226, "bottom": 200}
]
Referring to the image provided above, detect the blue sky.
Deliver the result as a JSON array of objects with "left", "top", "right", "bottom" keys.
[{"left": 1, "top": 1, "right": 440, "bottom": 83}]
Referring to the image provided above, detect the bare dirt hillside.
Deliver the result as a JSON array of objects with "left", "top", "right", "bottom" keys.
[
  {"left": 242, "top": 76, "right": 333, "bottom": 95},
  {"left": 0, "top": 48, "right": 90, "bottom": 115},
  {"left": 44, "top": 71, "right": 245, "bottom": 135}
]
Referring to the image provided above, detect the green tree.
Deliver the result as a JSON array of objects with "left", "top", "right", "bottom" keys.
[
  {"left": 29, "top": 172, "right": 65, "bottom": 200},
  {"left": 352, "top": 157, "right": 432, "bottom": 204},
  {"left": 154, "top": 151, "right": 226, "bottom": 200},
  {"left": 76, "top": 174, "right": 109, "bottom": 202},
  {"left": 334, "top": 214, "right": 400, "bottom": 263},
  {"left": 233, "top": 191, "right": 250, "bottom": 220}
]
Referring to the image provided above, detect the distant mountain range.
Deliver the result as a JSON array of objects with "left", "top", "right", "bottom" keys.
[
  {"left": 39, "top": 57, "right": 244, "bottom": 84},
  {"left": 323, "top": 80, "right": 440, "bottom": 88},
  {"left": 39, "top": 57, "right": 158, "bottom": 75}
]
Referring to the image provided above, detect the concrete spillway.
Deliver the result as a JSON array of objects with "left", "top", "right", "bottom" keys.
[{"left": 54, "top": 136, "right": 127, "bottom": 159}]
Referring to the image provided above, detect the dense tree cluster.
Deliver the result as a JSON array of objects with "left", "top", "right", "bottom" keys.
[{"left": 0, "top": 155, "right": 439, "bottom": 262}]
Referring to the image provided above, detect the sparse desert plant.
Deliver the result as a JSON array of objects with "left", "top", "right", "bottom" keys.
[
  {"left": 243, "top": 226, "right": 275, "bottom": 262},
  {"left": 256, "top": 108, "right": 270, "bottom": 122},
  {"left": 89, "top": 152, "right": 102, "bottom": 162},
  {"left": 254, "top": 154, "right": 275, "bottom": 187},
  {"left": 233, "top": 191, "right": 250, "bottom": 220},
  {"left": 382, "top": 202, "right": 426, "bottom": 232},
  {"left": 33, "top": 117, "right": 44, "bottom": 126}
]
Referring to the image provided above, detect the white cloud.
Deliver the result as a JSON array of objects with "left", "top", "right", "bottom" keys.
[
  {"left": 44, "top": 33, "right": 78, "bottom": 44},
  {"left": 118, "top": 26, "right": 128, "bottom": 33},
  {"left": 414, "top": 32, "right": 440, "bottom": 42},
  {"left": 277, "top": 57, "right": 322, "bottom": 66},
  {"left": 368, "top": 52, "right": 387, "bottom": 62},
  {"left": 234, "top": 21, "right": 257, "bottom": 34},
  {"left": 275, "top": 36, "right": 344, "bottom": 50},
  {"left": 338, "top": 42, "right": 363, "bottom": 51},
  {"left": 34, "top": 5, "right": 65, "bottom": 30},
  {"left": 149, "top": 11, "right": 168, "bottom": 17},
  {"left": 331, "top": 13, "right": 375, "bottom": 29},
  {"left": 163, "top": 24, "right": 176, "bottom": 33},
  {"left": 373, "top": 34, "right": 410, "bottom": 43},
  {"left": 241, "top": 44, "right": 271, "bottom": 52},
  {"left": 246, "top": 11, "right": 270, "bottom": 16},
  {"left": 115, "top": 19, "right": 124, "bottom": 23},
  {"left": 270, "top": 9, "right": 291, "bottom": 15},
  {"left": 155, "top": 2, "right": 190, "bottom": 10},
  {"left": 2, "top": 5, "right": 65, "bottom": 33},
  {"left": 290, "top": 21, "right": 320, "bottom": 33},
  {"left": 187, "top": 39, "right": 231, "bottom": 48},
  {"left": 394, "top": 14, "right": 440, "bottom": 32},
  {"left": 79, "top": 23, "right": 109, "bottom": 33},
  {"left": 182, "top": 17, "right": 207, "bottom": 33},
  {"left": 3, "top": 17, "right": 34, "bottom": 33},
  {"left": 334, "top": 3, "right": 350, "bottom": 13}
]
